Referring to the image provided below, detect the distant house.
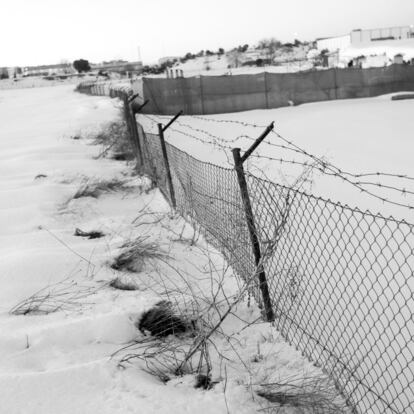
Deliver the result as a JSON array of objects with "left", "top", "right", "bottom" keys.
[
  {"left": 363, "top": 54, "right": 389, "bottom": 68},
  {"left": 394, "top": 54, "right": 405, "bottom": 64}
]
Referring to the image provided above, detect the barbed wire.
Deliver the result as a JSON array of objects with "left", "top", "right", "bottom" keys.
[
  {"left": 187, "top": 114, "right": 414, "bottom": 182},
  {"left": 138, "top": 113, "right": 414, "bottom": 211}
]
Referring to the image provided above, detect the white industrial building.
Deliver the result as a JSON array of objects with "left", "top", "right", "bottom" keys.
[
  {"left": 351, "top": 26, "right": 414, "bottom": 44},
  {"left": 316, "top": 25, "right": 414, "bottom": 53}
]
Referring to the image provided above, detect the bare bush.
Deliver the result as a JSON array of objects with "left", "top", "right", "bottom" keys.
[
  {"left": 111, "top": 236, "right": 169, "bottom": 272},
  {"left": 137, "top": 301, "right": 194, "bottom": 337},
  {"left": 93, "top": 120, "right": 134, "bottom": 161}
]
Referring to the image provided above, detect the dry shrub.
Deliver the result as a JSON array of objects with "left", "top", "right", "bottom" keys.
[
  {"left": 111, "top": 236, "right": 169, "bottom": 272},
  {"left": 111, "top": 292, "right": 213, "bottom": 385},
  {"left": 93, "top": 120, "right": 134, "bottom": 161},
  {"left": 73, "top": 177, "right": 126, "bottom": 199},
  {"left": 137, "top": 301, "right": 193, "bottom": 337},
  {"left": 257, "top": 374, "right": 349, "bottom": 413}
]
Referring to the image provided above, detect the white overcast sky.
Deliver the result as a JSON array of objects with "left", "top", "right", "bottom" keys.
[{"left": 1, "top": 0, "right": 413, "bottom": 66}]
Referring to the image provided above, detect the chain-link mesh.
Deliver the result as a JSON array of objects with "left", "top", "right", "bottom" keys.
[
  {"left": 247, "top": 173, "right": 414, "bottom": 414},
  {"left": 77, "top": 82, "right": 414, "bottom": 414},
  {"left": 137, "top": 125, "right": 414, "bottom": 414},
  {"left": 137, "top": 124, "right": 256, "bottom": 286},
  {"left": 166, "top": 143, "right": 256, "bottom": 283}
]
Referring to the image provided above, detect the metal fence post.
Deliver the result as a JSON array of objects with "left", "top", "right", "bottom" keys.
[
  {"left": 200, "top": 75, "right": 205, "bottom": 115},
  {"left": 158, "top": 123, "right": 177, "bottom": 209},
  {"left": 232, "top": 123, "right": 275, "bottom": 322},
  {"left": 127, "top": 96, "right": 148, "bottom": 170},
  {"left": 122, "top": 94, "right": 134, "bottom": 143},
  {"left": 128, "top": 104, "right": 144, "bottom": 168},
  {"left": 156, "top": 110, "right": 183, "bottom": 209},
  {"left": 264, "top": 71, "right": 269, "bottom": 109}
]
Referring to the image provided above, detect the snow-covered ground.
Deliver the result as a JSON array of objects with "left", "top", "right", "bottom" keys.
[
  {"left": 0, "top": 85, "right": 329, "bottom": 413},
  {"left": 151, "top": 54, "right": 312, "bottom": 78},
  {"left": 139, "top": 93, "right": 414, "bottom": 223},
  {"left": 0, "top": 75, "right": 98, "bottom": 90}
]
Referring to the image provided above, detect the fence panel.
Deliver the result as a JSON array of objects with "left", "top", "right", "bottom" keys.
[
  {"left": 140, "top": 64, "right": 414, "bottom": 115},
  {"left": 247, "top": 173, "right": 414, "bottom": 414},
  {"left": 166, "top": 143, "right": 257, "bottom": 286}
]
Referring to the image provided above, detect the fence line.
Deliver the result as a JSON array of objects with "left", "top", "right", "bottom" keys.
[
  {"left": 76, "top": 81, "right": 414, "bottom": 414},
  {"left": 141, "top": 64, "right": 414, "bottom": 115}
]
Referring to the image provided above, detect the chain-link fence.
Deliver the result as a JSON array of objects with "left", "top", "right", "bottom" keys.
[{"left": 77, "top": 83, "right": 414, "bottom": 414}]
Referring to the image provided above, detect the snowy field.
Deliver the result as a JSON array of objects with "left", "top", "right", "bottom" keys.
[
  {"left": 138, "top": 94, "right": 414, "bottom": 223},
  {"left": 0, "top": 85, "right": 330, "bottom": 414},
  {"left": 0, "top": 75, "right": 97, "bottom": 90}
]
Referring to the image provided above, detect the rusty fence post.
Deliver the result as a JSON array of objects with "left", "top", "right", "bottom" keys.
[
  {"left": 127, "top": 98, "right": 149, "bottom": 170},
  {"left": 232, "top": 122, "right": 275, "bottom": 322}
]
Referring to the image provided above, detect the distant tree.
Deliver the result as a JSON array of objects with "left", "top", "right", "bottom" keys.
[
  {"left": 205, "top": 50, "right": 214, "bottom": 56},
  {"left": 237, "top": 44, "right": 249, "bottom": 53},
  {"left": 257, "top": 38, "right": 281, "bottom": 63},
  {"left": 255, "top": 58, "right": 264, "bottom": 67},
  {"left": 228, "top": 50, "right": 242, "bottom": 68},
  {"left": 218, "top": 47, "right": 225, "bottom": 55},
  {"left": 0, "top": 67, "right": 9, "bottom": 79},
  {"left": 73, "top": 59, "right": 91, "bottom": 73},
  {"left": 294, "top": 39, "right": 302, "bottom": 47},
  {"left": 59, "top": 59, "right": 72, "bottom": 74},
  {"left": 184, "top": 52, "right": 195, "bottom": 60},
  {"left": 196, "top": 50, "right": 204, "bottom": 57}
]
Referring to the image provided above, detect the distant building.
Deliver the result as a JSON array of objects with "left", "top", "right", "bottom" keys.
[
  {"left": 23, "top": 63, "right": 75, "bottom": 77},
  {"left": 316, "top": 34, "right": 351, "bottom": 52},
  {"left": 158, "top": 56, "right": 179, "bottom": 65},
  {"left": 351, "top": 26, "right": 414, "bottom": 44},
  {"left": 91, "top": 61, "right": 143, "bottom": 74},
  {"left": 393, "top": 53, "right": 405, "bottom": 64}
]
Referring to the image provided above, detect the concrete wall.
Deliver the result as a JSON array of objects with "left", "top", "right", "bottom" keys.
[
  {"left": 316, "top": 35, "right": 351, "bottom": 52},
  {"left": 142, "top": 65, "right": 414, "bottom": 115}
]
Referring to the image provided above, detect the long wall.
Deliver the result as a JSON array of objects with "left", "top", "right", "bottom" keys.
[{"left": 141, "top": 64, "right": 414, "bottom": 115}]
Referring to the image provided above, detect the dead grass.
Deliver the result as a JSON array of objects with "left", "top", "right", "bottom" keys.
[
  {"left": 111, "top": 236, "right": 169, "bottom": 272},
  {"left": 137, "top": 301, "right": 193, "bottom": 337},
  {"left": 10, "top": 278, "right": 99, "bottom": 316},
  {"left": 92, "top": 120, "right": 134, "bottom": 161},
  {"left": 257, "top": 374, "right": 349, "bottom": 413},
  {"left": 73, "top": 177, "right": 126, "bottom": 199},
  {"left": 109, "top": 276, "right": 140, "bottom": 291}
]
